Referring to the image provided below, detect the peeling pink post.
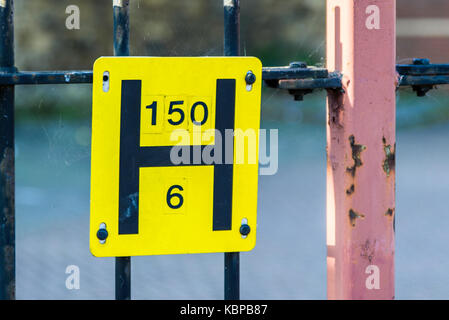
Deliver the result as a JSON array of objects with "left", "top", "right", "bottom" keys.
[{"left": 326, "top": 0, "right": 396, "bottom": 299}]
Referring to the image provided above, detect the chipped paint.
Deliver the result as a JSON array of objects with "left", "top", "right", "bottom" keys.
[
  {"left": 349, "top": 209, "right": 365, "bottom": 227},
  {"left": 382, "top": 137, "right": 395, "bottom": 177},
  {"left": 360, "top": 239, "right": 376, "bottom": 263},
  {"left": 385, "top": 208, "right": 394, "bottom": 217},
  {"left": 327, "top": 89, "right": 344, "bottom": 128},
  {"left": 346, "top": 135, "right": 366, "bottom": 177},
  {"left": 393, "top": 214, "right": 396, "bottom": 233},
  {"left": 346, "top": 184, "right": 355, "bottom": 195},
  {"left": 385, "top": 208, "right": 395, "bottom": 233}
]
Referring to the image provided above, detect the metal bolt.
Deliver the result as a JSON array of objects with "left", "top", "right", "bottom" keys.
[
  {"left": 97, "top": 228, "right": 108, "bottom": 241},
  {"left": 289, "top": 61, "right": 307, "bottom": 69},
  {"left": 412, "top": 58, "right": 430, "bottom": 65},
  {"left": 245, "top": 71, "right": 256, "bottom": 85},
  {"left": 239, "top": 224, "right": 251, "bottom": 236}
]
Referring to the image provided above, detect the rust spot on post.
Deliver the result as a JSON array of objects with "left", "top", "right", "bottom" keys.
[
  {"left": 385, "top": 208, "right": 395, "bottom": 233},
  {"left": 349, "top": 209, "right": 365, "bottom": 227},
  {"left": 346, "top": 135, "right": 366, "bottom": 177},
  {"left": 385, "top": 208, "right": 394, "bottom": 217},
  {"left": 360, "top": 239, "right": 376, "bottom": 263},
  {"left": 327, "top": 89, "right": 344, "bottom": 128},
  {"left": 346, "top": 184, "right": 355, "bottom": 195},
  {"left": 382, "top": 137, "right": 395, "bottom": 177}
]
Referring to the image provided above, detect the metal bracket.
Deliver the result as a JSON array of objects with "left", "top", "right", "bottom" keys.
[
  {"left": 397, "top": 58, "right": 449, "bottom": 97},
  {"left": 262, "top": 61, "right": 342, "bottom": 101},
  {"left": 263, "top": 59, "right": 449, "bottom": 101}
]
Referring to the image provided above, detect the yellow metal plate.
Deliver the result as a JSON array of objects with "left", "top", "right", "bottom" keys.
[{"left": 90, "top": 57, "right": 262, "bottom": 257}]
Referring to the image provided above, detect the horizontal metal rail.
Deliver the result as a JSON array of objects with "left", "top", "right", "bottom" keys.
[
  {"left": 0, "top": 71, "right": 92, "bottom": 85},
  {"left": 1, "top": 63, "right": 449, "bottom": 92},
  {"left": 396, "top": 63, "right": 449, "bottom": 76},
  {"left": 262, "top": 66, "right": 329, "bottom": 81},
  {"left": 398, "top": 75, "right": 449, "bottom": 86}
]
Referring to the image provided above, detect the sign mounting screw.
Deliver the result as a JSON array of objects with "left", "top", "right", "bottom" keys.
[
  {"left": 240, "top": 224, "right": 251, "bottom": 237},
  {"left": 97, "top": 223, "right": 108, "bottom": 244},
  {"left": 245, "top": 71, "right": 256, "bottom": 85}
]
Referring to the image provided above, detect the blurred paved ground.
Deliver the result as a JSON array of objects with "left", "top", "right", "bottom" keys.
[{"left": 14, "top": 119, "right": 449, "bottom": 300}]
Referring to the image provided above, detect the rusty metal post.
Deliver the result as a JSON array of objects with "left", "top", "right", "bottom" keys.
[
  {"left": 326, "top": 0, "right": 396, "bottom": 299},
  {"left": 0, "top": 0, "right": 15, "bottom": 300},
  {"left": 113, "top": 0, "right": 131, "bottom": 301}
]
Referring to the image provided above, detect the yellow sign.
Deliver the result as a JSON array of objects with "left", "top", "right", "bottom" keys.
[{"left": 90, "top": 57, "right": 262, "bottom": 257}]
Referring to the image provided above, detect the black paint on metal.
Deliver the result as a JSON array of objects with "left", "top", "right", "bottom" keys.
[
  {"left": 262, "top": 67, "right": 329, "bottom": 81},
  {"left": 113, "top": 1, "right": 130, "bottom": 57},
  {"left": 245, "top": 71, "right": 256, "bottom": 85},
  {"left": 396, "top": 62, "right": 449, "bottom": 76},
  {"left": 118, "top": 79, "right": 237, "bottom": 234},
  {"left": 224, "top": 0, "right": 240, "bottom": 57},
  {"left": 223, "top": 0, "right": 240, "bottom": 301},
  {"left": 0, "top": 0, "right": 15, "bottom": 301},
  {"left": 1, "top": 63, "right": 449, "bottom": 92},
  {"left": 97, "top": 228, "right": 108, "bottom": 241},
  {"left": 278, "top": 77, "right": 342, "bottom": 90},
  {"left": 119, "top": 80, "right": 141, "bottom": 235},
  {"left": 397, "top": 59, "right": 449, "bottom": 96},
  {"left": 399, "top": 76, "right": 449, "bottom": 86},
  {"left": 239, "top": 224, "right": 251, "bottom": 236},
  {"left": 224, "top": 252, "right": 240, "bottom": 300},
  {"left": 213, "top": 79, "right": 235, "bottom": 231},
  {"left": 135, "top": 146, "right": 212, "bottom": 166},
  {"left": 0, "top": 71, "right": 93, "bottom": 85},
  {"left": 114, "top": 0, "right": 131, "bottom": 301},
  {"left": 115, "top": 256, "right": 131, "bottom": 300}
]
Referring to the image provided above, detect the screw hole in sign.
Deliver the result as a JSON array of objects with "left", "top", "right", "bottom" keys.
[{"left": 103, "top": 71, "right": 110, "bottom": 92}]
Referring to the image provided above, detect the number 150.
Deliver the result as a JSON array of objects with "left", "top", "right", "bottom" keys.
[{"left": 146, "top": 100, "right": 209, "bottom": 127}]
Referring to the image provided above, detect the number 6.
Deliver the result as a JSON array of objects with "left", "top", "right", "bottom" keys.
[{"left": 166, "top": 185, "right": 184, "bottom": 209}]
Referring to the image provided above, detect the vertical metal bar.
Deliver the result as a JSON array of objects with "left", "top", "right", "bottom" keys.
[
  {"left": 326, "top": 0, "right": 396, "bottom": 299},
  {"left": 223, "top": 0, "right": 240, "bottom": 301},
  {"left": 0, "top": 0, "right": 15, "bottom": 301},
  {"left": 113, "top": 0, "right": 130, "bottom": 57},
  {"left": 113, "top": 0, "right": 131, "bottom": 301},
  {"left": 224, "top": 0, "right": 240, "bottom": 56},
  {"left": 115, "top": 256, "right": 131, "bottom": 300},
  {"left": 224, "top": 252, "right": 239, "bottom": 300}
]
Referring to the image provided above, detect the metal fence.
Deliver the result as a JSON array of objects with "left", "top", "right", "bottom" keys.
[{"left": 1, "top": 0, "right": 449, "bottom": 300}]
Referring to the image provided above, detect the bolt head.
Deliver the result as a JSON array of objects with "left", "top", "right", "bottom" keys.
[
  {"left": 289, "top": 61, "right": 307, "bottom": 69},
  {"left": 97, "top": 228, "right": 108, "bottom": 241},
  {"left": 413, "top": 58, "right": 430, "bottom": 65},
  {"left": 245, "top": 71, "right": 256, "bottom": 85},
  {"left": 240, "top": 224, "right": 251, "bottom": 236}
]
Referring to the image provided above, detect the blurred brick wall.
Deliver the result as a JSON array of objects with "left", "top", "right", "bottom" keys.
[{"left": 397, "top": 0, "right": 449, "bottom": 63}]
